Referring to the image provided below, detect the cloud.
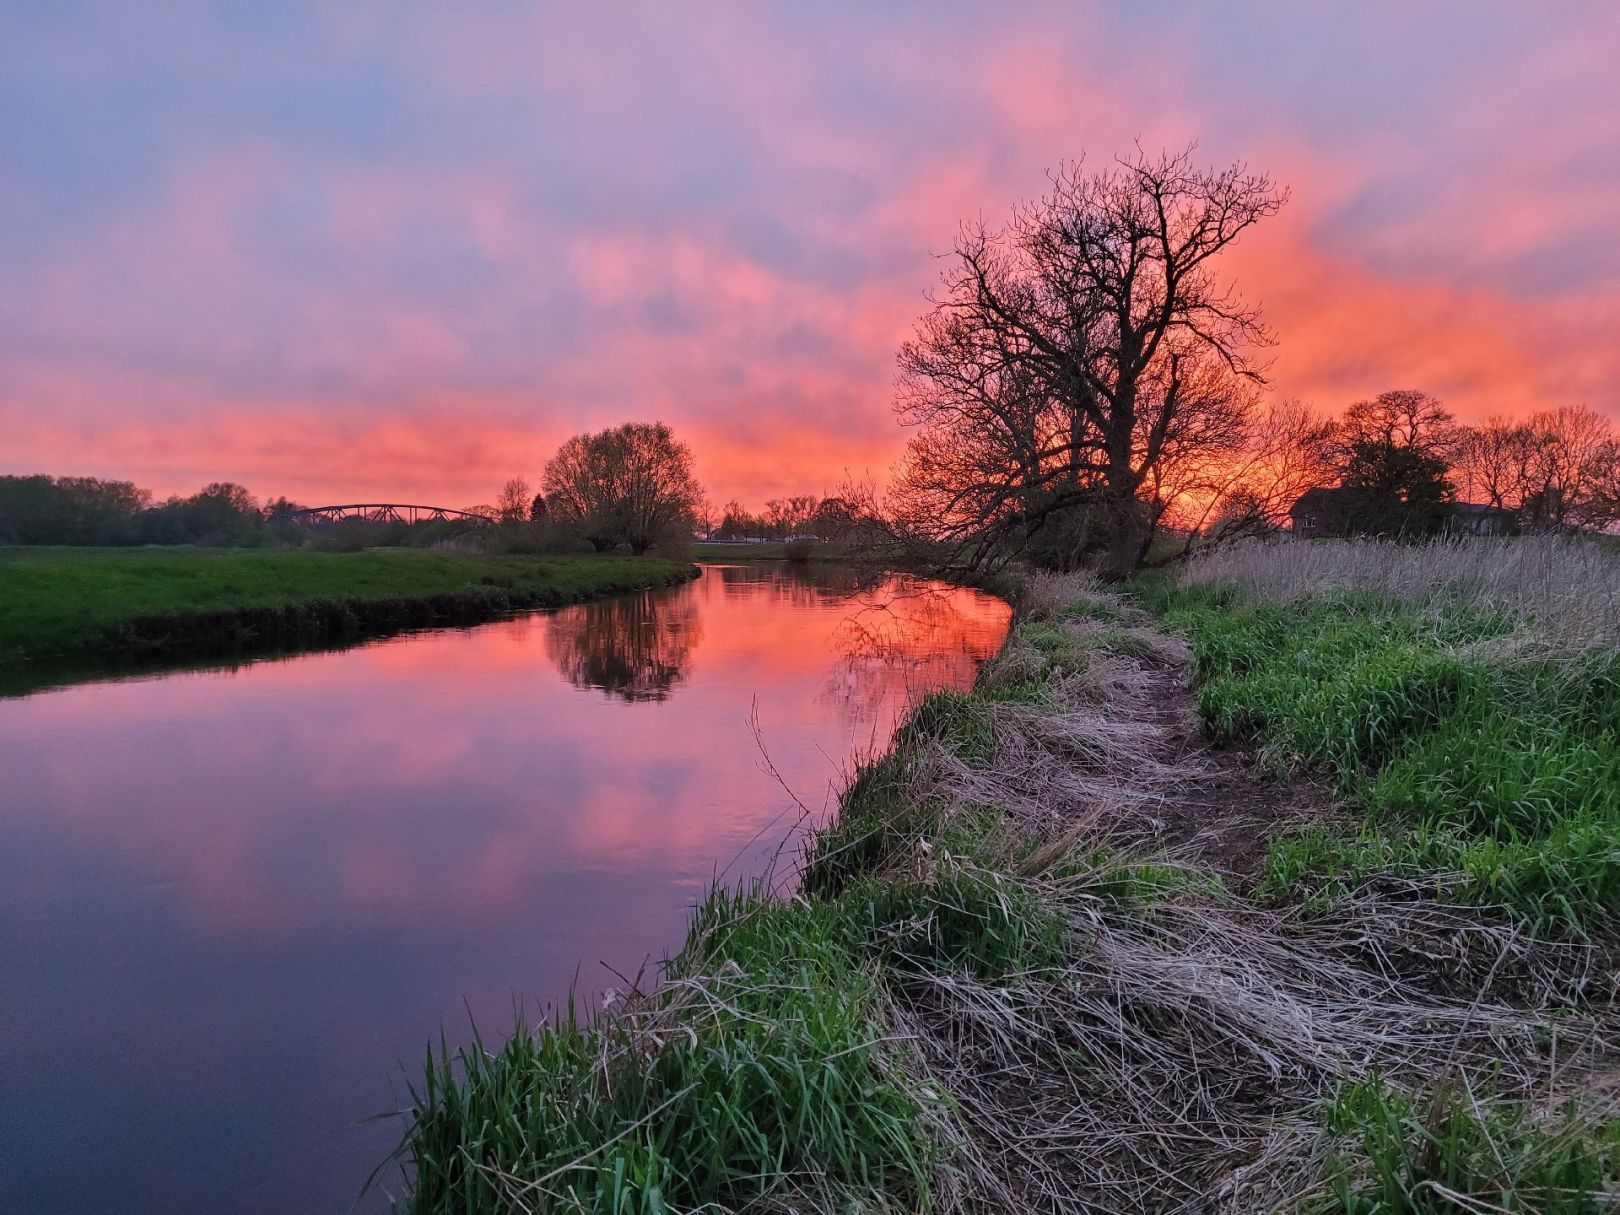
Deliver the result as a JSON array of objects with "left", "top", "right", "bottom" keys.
[{"left": 1, "top": 2, "right": 1616, "bottom": 507}]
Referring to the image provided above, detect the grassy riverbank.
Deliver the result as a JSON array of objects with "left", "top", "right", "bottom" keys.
[
  {"left": 0, "top": 547, "right": 697, "bottom": 672},
  {"left": 691, "top": 540, "right": 868, "bottom": 562},
  {"left": 396, "top": 540, "right": 1619, "bottom": 1213}
]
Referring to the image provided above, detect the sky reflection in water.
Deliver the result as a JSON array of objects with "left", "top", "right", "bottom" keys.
[{"left": 0, "top": 563, "right": 1008, "bottom": 1214}]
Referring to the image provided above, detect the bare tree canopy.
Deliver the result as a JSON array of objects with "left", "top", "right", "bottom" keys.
[
  {"left": 542, "top": 422, "right": 706, "bottom": 554},
  {"left": 893, "top": 146, "right": 1287, "bottom": 579},
  {"left": 1327, "top": 390, "right": 1460, "bottom": 465},
  {"left": 1455, "top": 405, "right": 1620, "bottom": 533},
  {"left": 495, "top": 477, "right": 533, "bottom": 525}
]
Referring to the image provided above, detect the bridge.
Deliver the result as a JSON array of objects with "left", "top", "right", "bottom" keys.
[{"left": 286, "top": 503, "right": 494, "bottom": 526}]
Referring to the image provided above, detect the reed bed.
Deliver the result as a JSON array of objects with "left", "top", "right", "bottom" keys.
[{"left": 1180, "top": 534, "right": 1620, "bottom": 652}]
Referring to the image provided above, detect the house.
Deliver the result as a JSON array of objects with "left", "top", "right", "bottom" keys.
[
  {"left": 1288, "top": 487, "right": 1352, "bottom": 539},
  {"left": 1451, "top": 502, "right": 1515, "bottom": 537},
  {"left": 1288, "top": 487, "right": 1515, "bottom": 539}
]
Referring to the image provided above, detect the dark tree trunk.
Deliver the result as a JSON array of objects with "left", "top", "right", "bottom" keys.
[{"left": 1101, "top": 489, "right": 1143, "bottom": 582}]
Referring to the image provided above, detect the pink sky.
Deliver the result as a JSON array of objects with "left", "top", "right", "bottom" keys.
[{"left": 2, "top": 3, "right": 1616, "bottom": 509}]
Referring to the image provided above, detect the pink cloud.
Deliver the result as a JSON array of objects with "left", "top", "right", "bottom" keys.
[{"left": 2, "top": 5, "right": 1616, "bottom": 507}]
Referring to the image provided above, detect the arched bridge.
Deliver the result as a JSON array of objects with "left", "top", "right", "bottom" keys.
[{"left": 286, "top": 503, "right": 494, "bottom": 526}]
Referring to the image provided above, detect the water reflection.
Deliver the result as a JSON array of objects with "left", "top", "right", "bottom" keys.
[
  {"left": 0, "top": 564, "right": 1008, "bottom": 1215},
  {"left": 545, "top": 590, "right": 702, "bottom": 701}
]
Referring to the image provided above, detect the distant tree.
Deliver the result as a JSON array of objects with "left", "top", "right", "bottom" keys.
[
  {"left": 714, "top": 500, "right": 760, "bottom": 540},
  {"left": 893, "top": 147, "right": 1286, "bottom": 578},
  {"left": 262, "top": 496, "right": 306, "bottom": 543},
  {"left": 137, "top": 481, "right": 263, "bottom": 545},
  {"left": 0, "top": 474, "right": 151, "bottom": 544},
  {"left": 809, "top": 495, "right": 859, "bottom": 541},
  {"left": 190, "top": 482, "right": 262, "bottom": 541},
  {"left": 263, "top": 496, "right": 304, "bottom": 523},
  {"left": 1327, "top": 390, "right": 1460, "bottom": 467},
  {"left": 529, "top": 492, "right": 548, "bottom": 522},
  {"left": 542, "top": 422, "right": 705, "bottom": 554},
  {"left": 1519, "top": 406, "right": 1620, "bottom": 533},
  {"left": 1319, "top": 391, "right": 1458, "bottom": 537},
  {"left": 1456, "top": 416, "right": 1538, "bottom": 511},
  {"left": 1452, "top": 405, "right": 1618, "bottom": 534},
  {"left": 762, "top": 495, "right": 822, "bottom": 539},
  {"left": 496, "top": 477, "right": 533, "bottom": 525}
]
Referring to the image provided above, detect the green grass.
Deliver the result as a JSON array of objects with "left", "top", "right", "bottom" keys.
[
  {"left": 1317, "top": 1076, "right": 1620, "bottom": 1214},
  {"left": 1157, "top": 584, "right": 1620, "bottom": 935},
  {"left": 0, "top": 546, "right": 696, "bottom": 670},
  {"left": 403, "top": 885, "right": 940, "bottom": 1214},
  {"left": 400, "top": 813, "right": 1070, "bottom": 1214}
]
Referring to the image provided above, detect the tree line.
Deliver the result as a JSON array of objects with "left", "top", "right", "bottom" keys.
[
  {"left": 0, "top": 475, "right": 283, "bottom": 546},
  {"left": 886, "top": 146, "right": 1619, "bottom": 577},
  {"left": 709, "top": 495, "right": 866, "bottom": 542},
  {"left": 0, "top": 423, "right": 712, "bottom": 554},
  {"left": 1192, "top": 391, "right": 1620, "bottom": 544}
]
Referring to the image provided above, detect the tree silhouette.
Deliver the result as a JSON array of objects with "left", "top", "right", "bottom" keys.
[{"left": 894, "top": 147, "right": 1286, "bottom": 578}]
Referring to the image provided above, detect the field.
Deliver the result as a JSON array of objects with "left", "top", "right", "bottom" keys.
[
  {"left": 0, "top": 547, "right": 696, "bottom": 674},
  {"left": 691, "top": 540, "right": 859, "bottom": 562},
  {"left": 393, "top": 536, "right": 1620, "bottom": 1213}
]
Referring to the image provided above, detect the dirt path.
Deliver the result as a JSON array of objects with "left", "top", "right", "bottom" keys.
[
  {"left": 1141, "top": 657, "right": 1343, "bottom": 879},
  {"left": 1000, "top": 595, "right": 1343, "bottom": 881}
]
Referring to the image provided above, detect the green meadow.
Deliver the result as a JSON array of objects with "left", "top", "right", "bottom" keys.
[{"left": 0, "top": 546, "right": 696, "bottom": 670}]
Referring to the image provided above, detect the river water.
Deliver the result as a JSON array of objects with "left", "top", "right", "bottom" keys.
[{"left": 0, "top": 562, "right": 1009, "bottom": 1213}]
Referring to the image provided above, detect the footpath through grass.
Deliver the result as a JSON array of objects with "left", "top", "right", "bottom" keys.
[
  {"left": 392, "top": 552, "right": 1619, "bottom": 1213},
  {"left": 0, "top": 547, "right": 696, "bottom": 673},
  {"left": 1141, "top": 536, "right": 1620, "bottom": 938}
]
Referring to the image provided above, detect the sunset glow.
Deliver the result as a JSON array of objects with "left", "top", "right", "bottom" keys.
[{"left": 3, "top": 4, "right": 1617, "bottom": 508}]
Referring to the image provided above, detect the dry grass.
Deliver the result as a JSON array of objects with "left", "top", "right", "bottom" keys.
[
  {"left": 1182, "top": 535, "right": 1620, "bottom": 652},
  {"left": 863, "top": 573, "right": 1620, "bottom": 1212},
  {"left": 888, "top": 877, "right": 1600, "bottom": 1212}
]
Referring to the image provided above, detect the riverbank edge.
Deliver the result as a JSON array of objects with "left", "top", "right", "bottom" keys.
[
  {"left": 1, "top": 554, "right": 699, "bottom": 691},
  {"left": 395, "top": 568, "right": 1616, "bottom": 1213}
]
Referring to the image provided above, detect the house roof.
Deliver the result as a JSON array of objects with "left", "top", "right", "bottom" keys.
[
  {"left": 1289, "top": 487, "right": 1347, "bottom": 514},
  {"left": 1289, "top": 488, "right": 1510, "bottom": 518}
]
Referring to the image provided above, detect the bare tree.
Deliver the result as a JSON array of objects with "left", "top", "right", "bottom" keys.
[
  {"left": 894, "top": 146, "right": 1287, "bottom": 579},
  {"left": 1326, "top": 390, "right": 1460, "bottom": 466},
  {"left": 495, "top": 477, "right": 533, "bottom": 525},
  {"left": 542, "top": 422, "right": 706, "bottom": 554},
  {"left": 1454, "top": 405, "right": 1619, "bottom": 533},
  {"left": 1520, "top": 405, "right": 1619, "bottom": 533},
  {"left": 1455, "top": 415, "right": 1537, "bottom": 510},
  {"left": 1158, "top": 397, "right": 1335, "bottom": 549}
]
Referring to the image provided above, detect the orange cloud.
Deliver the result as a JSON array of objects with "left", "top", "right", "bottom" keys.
[{"left": 2, "top": 5, "right": 1616, "bottom": 506}]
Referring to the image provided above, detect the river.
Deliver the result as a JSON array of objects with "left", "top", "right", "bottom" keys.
[{"left": 0, "top": 562, "right": 1009, "bottom": 1213}]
